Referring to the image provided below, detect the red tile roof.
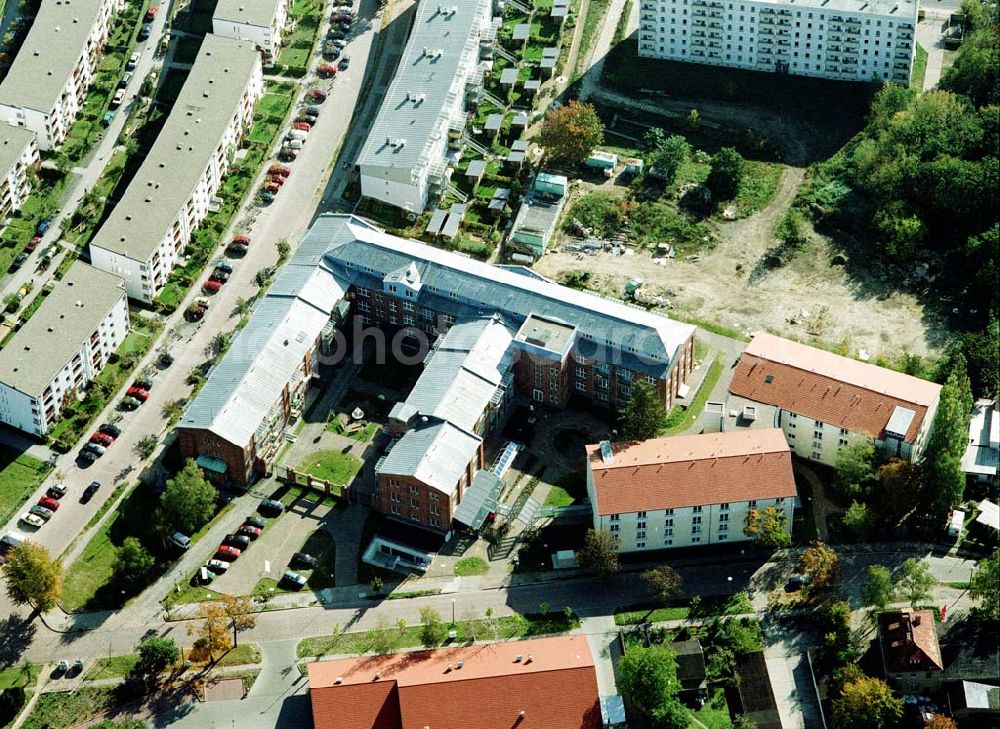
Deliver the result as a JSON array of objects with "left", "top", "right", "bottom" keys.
[
  {"left": 879, "top": 609, "right": 943, "bottom": 672},
  {"left": 730, "top": 332, "right": 941, "bottom": 444},
  {"left": 586, "top": 429, "right": 796, "bottom": 516},
  {"left": 308, "top": 635, "right": 602, "bottom": 729}
]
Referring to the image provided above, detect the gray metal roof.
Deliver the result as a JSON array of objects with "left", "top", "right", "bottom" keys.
[
  {"left": 89, "top": 35, "right": 260, "bottom": 263},
  {"left": 0, "top": 263, "right": 125, "bottom": 397},
  {"left": 452, "top": 468, "right": 503, "bottom": 528},
  {"left": 0, "top": 124, "right": 35, "bottom": 180},
  {"left": 213, "top": 0, "right": 282, "bottom": 28},
  {"left": 376, "top": 419, "right": 481, "bottom": 495},
  {"left": 355, "top": 0, "right": 491, "bottom": 173},
  {"left": 0, "top": 0, "right": 110, "bottom": 114},
  {"left": 466, "top": 159, "right": 486, "bottom": 177}
]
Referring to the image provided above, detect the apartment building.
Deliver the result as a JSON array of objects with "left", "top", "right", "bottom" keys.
[
  {"left": 728, "top": 332, "right": 941, "bottom": 466},
  {"left": 637, "top": 0, "right": 917, "bottom": 84},
  {"left": 179, "top": 213, "right": 696, "bottom": 492},
  {"left": 0, "top": 125, "right": 39, "bottom": 222},
  {"left": 586, "top": 429, "right": 797, "bottom": 552},
  {"left": 309, "top": 636, "right": 603, "bottom": 729},
  {"left": 0, "top": 0, "right": 125, "bottom": 149},
  {"left": 89, "top": 35, "right": 262, "bottom": 303},
  {"left": 357, "top": 0, "right": 496, "bottom": 212},
  {"left": 212, "top": 0, "right": 290, "bottom": 60},
  {"left": 0, "top": 263, "right": 128, "bottom": 436}
]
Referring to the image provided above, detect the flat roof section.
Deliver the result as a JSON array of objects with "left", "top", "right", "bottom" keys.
[
  {"left": 0, "top": 263, "right": 124, "bottom": 397},
  {"left": 213, "top": 0, "right": 283, "bottom": 28},
  {"left": 0, "top": 124, "right": 36, "bottom": 179},
  {"left": 515, "top": 313, "right": 576, "bottom": 356},
  {"left": 0, "top": 0, "right": 111, "bottom": 114}
]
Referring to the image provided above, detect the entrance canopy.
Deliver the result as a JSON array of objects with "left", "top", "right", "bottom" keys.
[
  {"left": 196, "top": 454, "right": 228, "bottom": 474},
  {"left": 453, "top": 469, "right": 504, "bottom": 530}
]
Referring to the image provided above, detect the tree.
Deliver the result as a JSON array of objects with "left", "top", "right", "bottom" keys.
[
  {"left": 577, "top": 529, "right": 620, "bottom": 578},
  {"left": 731, "top": 717, "right": 759, "bottom": 729},
  {"left": 155, "top": 459, "right": 216, "bottom": 536},
  {"left": 969, "top": 548, "right": 999, "bottom": 619},
  {"left": 222, "top": 595, "right": 257, "bottom": 647},
  {"left": 941, "top": 26, "right": 999, "bottom": 107},
  {"left": 832, "top": 441, "right": 877, "bottom": 501},
  {"left": 874, "top": 460, "right": 923, "bottom": 524},
  {"left": 135, "top": 635, "right": 180, "bottom": 680},
  {"left": 161, "top": 399, "right": 185, "bottom": 426},
  {"left": 621, "top": 380, "right": 668, "bottom": 440},
  {"left": 799, "top": 541, "right": 841, "bottom": 588},
  {"left": 113, "top": 537, "right": 154, "bottom": 586},
  {"left": 922, "top": 354, "right": 974, "bottom": 515},
  {"left": 275, "top": 238, "right": 291, "bottom": 262},
  {"left": 842, "top": 501, "right": 876, "bottom": 541},
  {"left": 419, "top": 607, "right": 447, "bottom": 648},
  {"left": 821, "top": 601, "right": 856, "bottom": 663},
  {"left": 364, "top": 615, "right": 400, "bottom": 654},
  {"left": 642, "top": 565, "right": 683, "bottom": 605},
  {"left": 189, "top": 604, "right": 232, "bottom": 662},
  {"left": 647, "top": 134, "right": 691, "bottom": 187},
  {"left": 537, "top": 100, "right": 604, "bottom": 164},
  {"left": 617, "top": 645, "right": 680, "bottom": 722},
  {"left": 831, "top": 676, "right": 903, "bottom": 729},
  {"left": 2, "top": 543, "right": 62, "bottom": 613},
  {"left": 861, "top": 565, "right": 894, "bottom": 611},
  {"left": 896, "top": 558, "right": 936, "bottom": 608},
  {"left": 924, "top": 714, "right": 958, "bottom": 729},
  {"left": 133, "top": 435, "right": 158, "bottom": 460},
  {"left": 743, "top": 505, "right": 791, "bottom": 548},
  {"left": 705, "top": 147, "right": 744, "bottom": 200}
]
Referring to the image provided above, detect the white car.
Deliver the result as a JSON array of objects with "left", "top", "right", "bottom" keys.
[
  {"left": 127, "top": 52, "right": 140, "bottom": 70},
  {"left": 206, "top": 559, "right": 230, "bottom": 573},
  {"left": 19, "top": 513, "right": 44, "bottom": 528},
  {"left": 111, "top": 88, "right": 127, "bottom": 108}
]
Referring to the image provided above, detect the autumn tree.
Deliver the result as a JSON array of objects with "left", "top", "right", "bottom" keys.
[
  {"left": 799, "top": 541, "right": 841, "bottom": 588},
  {"left": 969, "top": 548, "right": 999, "bottom": 619},
  {"left": 620, "top": 380, "right": 668, "bottom": 441},
  {"left": 642, "top": 564, "right": 683, "bottom": 605},
  {"left": 537, "top": 101, "right": 604, "bottom": 165},
  {"left": 113, "top": 537, "right": 155, "bottom": 586},
  {"left": 861, "top": 565, "right": 894, "bottom": 611},
  {"left": 743, "top": 505, "right": 791, "bottom": 548},
  {"left": 155, "top": 459, "right": 217, "bottom": 536},
  {"left": 832, "top": 441, "right": 877, "bottom": 501},
  {"left": 2, "top": 543, "right": 63, "bottom": 613},
  {"left": 896, "top": 558, "right": 936, "bottom": 608},
  {"left": 577, "top": 529, "right": 620, "bottom": 578},
  {"left": 705, "top": 147, "right": 744, "bottom": 200},
  {"left": 831, "top": 676, "right": 903, "bottom": 729},
  {"left": 924, "top": 714, "right": 958, "bottom": 729},
  {"left": 222, "top": 595, "right": 257, "bottom": 647},
  {"left": 189, "top": 603, "right": 232, "bottom": 662}
]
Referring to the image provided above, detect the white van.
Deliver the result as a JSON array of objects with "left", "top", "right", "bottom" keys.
[{"left": 1, "top": 532, "right": 25, "bottom": 548}]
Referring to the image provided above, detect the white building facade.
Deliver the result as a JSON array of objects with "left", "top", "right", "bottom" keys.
[
  {"left": 0, "top": 264, "right": 129, "bottom": 436},
  {"left": 0, "top": 126, "right": 39, "bottom": 221},
  {"left": 586, "top": 430, "right": 797, "bottom": 553},
  {"left": 0, "top": 0, "right": 125, "bottom": 150},
  {"left": 89, "top": 36, "right": 263, "bottom": 303},
  {"left": 637, "top": 0, "right": 917, "bottom": 84},
  {"left": 357, "top": 0, "right": 495, "bottom": 213},
  {"left": 212, "top": 0, "right": 290, "bottom": 59}
]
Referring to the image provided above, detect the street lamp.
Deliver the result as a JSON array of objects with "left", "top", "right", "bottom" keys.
[{"left": 452, "top": 598, "right": 456, "bottom": 626}]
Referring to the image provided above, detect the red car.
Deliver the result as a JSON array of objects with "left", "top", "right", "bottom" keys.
[
  {"left": 318, "top": 64, "right": 337, "bottom": 79},
  {"left": 238, "top": 524, "right": 261, "bottom": 539},
  {"left": 306, "top": 89, "right": 326, "bottom": 102},
  {"left": 291, "top": 122, "right": 311, "bottom": 132},
  {"left": 264, "top": 181, "right": 281, "bottom": 194},
  {"left": 145, "top": 4, "right": 158, "bottom": 21},
  {"left": 216, "top": 545, "right": 241, "bottom": 560},
  {"left": 27, "top": 236, "right": 43, "bottom": 252},
  {"left": 231, "top": 235, "right": 251, "bottom": 247},
  {"left": 38, "top": 496, "right": 60, "bottom": 511},
  {"left": 267, "top": 174, "right": 286, "bottom": 187},
  {"left": 90, "top": 432, "right": 114, "bottom": 446},
  {"left": 126, "top": 387, "right": 149, "bottom": 402},
  {"left": 203, "top": 280, "right": 222, "bottom": 294},
  {"left": 268, "top": 165, "right": 290, "bottom": 178}
]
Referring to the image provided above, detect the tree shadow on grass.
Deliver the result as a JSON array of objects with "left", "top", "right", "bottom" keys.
[{"left": 0, "top": 615, "right": 36, "bottom": 668}]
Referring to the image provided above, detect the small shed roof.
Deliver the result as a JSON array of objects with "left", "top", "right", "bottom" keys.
[
  {"left": 500, "top": 68, "right": 520, "bottom": 85},
  {"left": 426, "top": 208, "right": 448, "bottom": 235},
  {"left": 485, "top": 113, "right": 503, "bottom": 131},
  {"left": 511, "top": 139, "right": 530, "bottom": 152},
  {"left": 489, "top": 189, "right": 511, "bottom": 210},
  {"left": 511, "top": 111, "right": 529, "bottom": 126},
  {"left": 524, "top": 79, "right": 541, "bottom": 91},
  {"left": 512, "top": 23, "right": 531, "bottom": 40},
  {"left": 441, "top": 204, "right": 466, "bottom": 238},
  {"left": 507, "top": 150, "right": 526, "bottom": 164},
  {"left": 542, "top": 47, "right": 559, "bottom": 59},
  {"left": 466, "top": 159, "right": 487, "bottom": 178}
]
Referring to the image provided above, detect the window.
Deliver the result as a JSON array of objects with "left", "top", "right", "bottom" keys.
[
  {"left": 719, "top": 522, "right": 729, "bottom": 532},
  {"left": 839, "top": 438, "right": 848, "bottom": 446},
  {"left": 840, "top": 427, "right": 849, "bottom": 435},
  {"left": 664, "top": 528, "right": 674, "bottom": 537},
  {"left": 814, "top": 419, "right": 823, "bottom": 427},
  {"left": 664, "top": 518, "right": 674, "bottom": 527},
  {"left": 410, "top": 485, "right": 420, "bottom": 494},
  {"left": 665, "top": 508, "right": 674, "bottom": 516},
  {"left": 636, "top": 542, "right": 646, "bottom": 549},
  {"left": 692, "top": 535, "right": 702, "bottom": 543},
  {"left": 776, "top": 497, "right": 785, "bottom": 505},
  {"left": 410, "top": 499, "right": 419, "bottom": 508},
  {"left": 637, "top": 511, "right": 647, "bottom": 518},
  {"left": 692, "top": 516, "right": 702, "bottom": 525},
  {"left": 609, "top": 524, "right": 620, "bottom": 533},
  {"left": 812, "top": 450, "right": 822, "bottom": 460},
  {"left": 636, "top": 531, "right": 647, "bottom": 540},
  {"left": 718, "top": 534, "right": 727, "bottom": 542},
  {"left": 764, "top": 375, "right": 774, "bottom": 383},
  {"left": 610, "top": 514, "right": 620, "bottom": 522},
  {"left": 719, "top": 513, "right": 729, "bottom": 522},
  {"left": 390, "top": 493, "right": 401, "bottom": 503},
  {"left": 429, "top": 492, "right": 439, "bottom": 501},
  {"left": 693, "top": 505, "right": 703, "bottom": 513},
  {"left": 391, "top": 505, "right": 401, "bottom": 515},
  {"left": 748, "top": 500, "right": 757, "bottom": 509},
  {"left": 664, "top": 537, "right": 673, "bottom": 546},
  {"left": 814, "top": 431, "right": 823, "bottom": 440},
  {"left": 720, "top": 502, "right": 729, "bottom": 511},
  {"left": 788, "top": 412, "right": 797, "bottom": 419}
]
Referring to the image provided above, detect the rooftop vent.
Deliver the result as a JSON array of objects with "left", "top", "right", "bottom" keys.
[
  {"left": 600, "top": 440, "right": 613, "bottom": 465},
  {"left": 374, "top": 671, "right": 382, "bottom": 680},
  {"left": 525, "top": 655, "right": 533, "bottom": 664},
  {"left": 334, "top": 676, "right": 342, "bottom": 684},
  {"left": 456, "top": 661, "right": 463, "bottom": 669},
  {"left": 514, "top": 655, "right": 523, "bottom": 663}
]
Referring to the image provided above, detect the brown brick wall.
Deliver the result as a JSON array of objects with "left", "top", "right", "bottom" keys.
[
  {"left": 373, "top": 474, "right": 454, "bottom": 529},
  {"left": 178, "top": 427, "right": 253, "bottom": 487}
]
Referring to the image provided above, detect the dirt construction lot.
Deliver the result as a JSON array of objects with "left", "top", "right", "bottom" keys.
[{"left": 535, "top": 166, "right": 946, "bottom": 360}]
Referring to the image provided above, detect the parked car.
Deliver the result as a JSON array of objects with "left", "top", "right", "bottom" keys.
[
  {"left": 196, "top": 567, "right": 213, "bottom": 585},
  {"left": 134, "top": 376, "right": 153, "bottom": 390},
  {"left": 278, "top": 148, "right": 298, "bottom": 162},
  {"left": 127, "top": 52, "right": 140, "bottom": 70},
  {"left": 339, "top": 55, "right": 351, "bottom": 70},
  {"left": 206, "top": 559, "right": 230, "bottom": 573},
  {"left": 47, "top": 483, "right": 68, "bottom": 499},
  {"left": 292, "top": 121, "right": 312, "bottom": 132},
  {"left": 231, "top": 235, "right": 250, "bottom": 248},
  {"left": 78, "top": 450, "right": 98, "bottom": 465},
  {"left": 245, "top": 515, "right": 266, "bottom": 529},
  {"left": 209, "top": 269, "right": 230, "bottom": 283},
  {"left": 126, "top": 386, "right": 149, "bottom": 402},
  {"left": 328, "top": 27, "right": 346, "bottom": 40},
  {"left": 145, "top": 4, "right": 158, "bottom": 21},
  {"left": 38, "top": 496, "right": 60, "bottom": 511},
  {"left": 303, "top": 105, "right": 322, "bottom": 116},
  {"left": 216, "top": 545, "right": 241, "bottom": 560},
  {"left": 259, "top": 191, "right": 276, "bottom": 205},
  {"left": 111, "top": 88, "right": 127, "bottom": 108},
  {"left": 227, "top": 241, "right": 249, "bottom": 256},
  {"left": 138, "top": 23, "right": 151, "bottom": 40},
  {"left": 81, "top": 481, "right": 101, "bottom": 503},
  {"left": 82, "top": 442, "right": 105, "bottom": 457},
  {"left": 267, "top": 174, "right": 285, "bottom": 187},
  {"left": 203, "top": 279, "right": 222, "bottom": 294},
  {"left": 20, "top": 514, "right": 44, "bottom": 529},
  {"left": 295, "top": 115, "right": 317, "bottom": 125},
  {"left": 26, "top": 236, "right": 42, "bottom": 252},
  {"left": 281, "top": 570, "right": 308, "bottom": 589},
  {"left": 322, "top": 46, "right": 341, "bottom": 62},
  {"left": 8, "top": 253, "right": 28, "bottom": 273},
  {"left": 99, "top": 423, "right": 122, "bottom": 438},
  {"left": 29, "top": 505, "right": 54, "bottom": 521},
  {"left": 331, "top": 39, "right": 347, "bottom": 49},
  {"left": 222, "top": 533, "right": 251, "bottom": 550},
  {"left": 318, "top": 62, "right": 338, "bottom": 78},
  {"left": 101, "top": 111, "right": 115, "bottom": 127},
  {"left": 37, "top": 219, "right": 52, "bottom": 235},
  {"left": 263, "top": 181, "right": 281, "bottom": 194},
  {"left": 291, "top": 552, "right": 318, "bottom": 569},
  {"left": 306, "top": 88, "right": 326, "bottom": 102},
  {"left": 119, "top": 71, "right": 133, "bottom": 88},
  {"left": 268, "top": 164, "right": 291, "bottom": 177},
  {"left": 157, "top": 352, "right": 174, "bottom": 368},
  {"left": 259, "top": 499, "right": 285, "bottom": 515},
  {"left": 119, "top": 396, "right": 142, "bottom": 410},
  {"left": 238, "top": 524, "right": 261, "bottom": 540},
  {"left": 90, "top": 432, "right": 114, "bottom": 446},
  {"left": 169, "top": 532, "right": 192, "bottom": 550}
]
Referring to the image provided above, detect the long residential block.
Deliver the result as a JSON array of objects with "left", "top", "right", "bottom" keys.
[
  {"left": 637, "top": 0, "right": 917, "bottom": 84},
  {"left": 0, "top": 125, "right": 40, "bottom": 221},
  {"left": 357, "top": 0, "right": 495, "bottom": 213},
  {"left": 0, "top": 0, "right": 126, "bottom": 150},
  {"left": 89, "top": 35, "right": 263, "bottom": 303},
  {"left": 0, "top": 263, "right": 129, "bottom": 436},
  {"left": 212, "top": 0, "right": 291, "bottom": 60}
]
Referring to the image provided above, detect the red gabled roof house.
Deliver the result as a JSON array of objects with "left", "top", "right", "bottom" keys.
[
  {"left": 878, "top": 609, "right": 944, "bottom": 692},
  {"left": 308, "top": 635, "right": 603, "bottom": 729}
]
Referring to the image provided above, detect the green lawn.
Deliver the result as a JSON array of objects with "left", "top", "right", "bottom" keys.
[
  {"left": 663, "top": 358, "right": 724, "bottom": 435},
  {"left": 574, "top": 0, "right": 611, "bottom": 79},
  {"left": 911, "top": 43, "right": 928, "bottom": 90},
  {"left": 84, "top": 654, "right": 139, "bottom": 681},
  {"left": 20, "top": 686, "right": 120, "bottom": 729},
  {"left": 0, "top": 663, "right": 40, "bottom": 690},
  {"left": 691, "top": 687, "right": 732, "bottom": 729},
  {"left": 298, "top": 450, "right": 362, "bottom": 485},
  {"left": 454, "top": 556, "right": 489, "bottom": 577},
  {"left": 183, "top": 643, "right": 261, "bottom": 667},
  {"left": 275, "top": 0, "right": 323, "bottom": 73},
  {"left": 734, "top": 161, "right": 784, "bottom": 217},
  {"left": 0, "top": 448, "right": 51, "bottom": 527}
]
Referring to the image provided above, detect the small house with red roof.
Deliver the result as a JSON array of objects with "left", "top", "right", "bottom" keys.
[
  {"left": 585, "top": 429, "right": 797, "bottom": 552},
  {"left": 878, "top": 609, "right": 944, "bottom": 692}
]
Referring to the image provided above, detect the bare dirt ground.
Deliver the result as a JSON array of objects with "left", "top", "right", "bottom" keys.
[{"left": 536, "top": 165, "right": 945, "bottom": 359}]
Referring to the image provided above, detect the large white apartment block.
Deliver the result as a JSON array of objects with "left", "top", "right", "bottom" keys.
[
  {"left": 586, "top": 429, "right": 797, "bottom": 553},
  {"left": 357, "top": 0, "right": 496, "bottom": 213},
  {"left": 89, "top": 35, "right": 262, "bottom": 303},
  {"left": 0, "top": 263, "right": 128, "bottom": 436},
  {"left": 0, "top": 0, "right": 125, "bottom": 150},
  {"left": 213, "top": 0, "right": 291, "bottom": 60},
  {"left": 728, "top": 332, "right": 941, "bottom": 467},
  {"left": 0, "top": 125, "right": 40, "bottom": 221},
  {"left": 637, "top": 0, "right": 917, "bottom": 84}
]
